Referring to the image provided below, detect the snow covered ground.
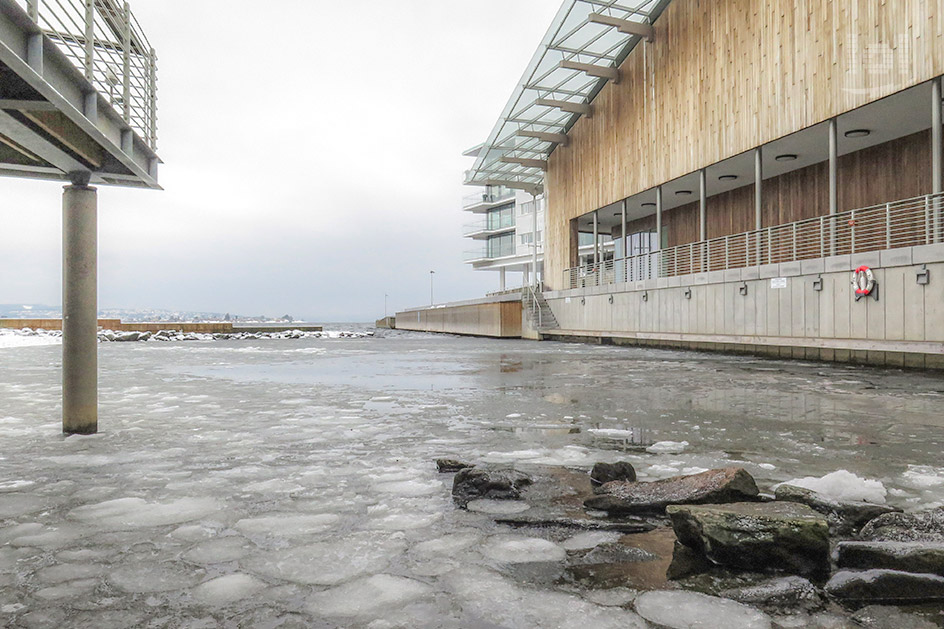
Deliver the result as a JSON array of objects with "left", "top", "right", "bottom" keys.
[
  {"left": 0, "top": 333, "right": 943, "bottom": 626},
  {"left": 0, "top": 329, "right": 61, "bottom": 349}
]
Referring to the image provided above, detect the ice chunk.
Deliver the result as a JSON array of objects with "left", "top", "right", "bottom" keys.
[
  {"left": 108, "top": 563, "right": 203, "bottom": 593},
  {"left": 902, "top": 465, "right": 944, "bottom": 488},
  {"left": 243, "top": 535, "right": 404, "bottom": 586},
  {"left": 412, "top": 532, "right": 481, "bottom": 557},
  {"left": 235, "top": 513, "right": 339, "bottom": 537},
  {"left": 36, "top": 563, "right": 104, "bottom": 584},
  {"left": 635, "top": 590, "right": 771, "bottom": 629},
  {"left": 367, "top": 512, "right": 442, "bottom": 531},
  {"left": 780, "top": 470, "right": 887, "bottom": 504},
  {"left": 482, "top": 536, "right": 567, "bottom": 563},
  {"left": 35, "top": 578, "right": 98, "bottom": 600},
  {"left": 646, "top": 441, "right": 690, "bottom": 454},
  {"left": 305, "top": 574, "right": 432, "bottom": 618},
  {"left": 182, "top": 537, "right": 252, "bottom": 565},
  {"left": 0, "top": 494, "right": 47, "bottom": 518},
  {"left": 192, "top": 573, "right": 265, "bottom": 606},
  {"left": 69, "top": 497, "right": 221, "bottom": 529},
  {"left": 583, "top": 588, "right": 637, "bottom": 607},
  {"left": 561, "top": 531, "right": 622, "bottom": 551},
  {"left": 373, "top": 479, "right": 443, "bottom": 497},
  {"left": 466, "top": 499, "right": 531, "bottom": 515}
]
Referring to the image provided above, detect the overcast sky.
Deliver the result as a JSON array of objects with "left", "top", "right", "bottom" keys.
[{"left": 0, "top": 0, "right": 559, "bottom": 321}]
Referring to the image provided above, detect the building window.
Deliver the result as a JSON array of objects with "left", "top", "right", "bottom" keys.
[
  {"left": 487, "top": 233, "right": 515, "bottom": 258},
  {"left": 487, "top": 203, "right": 515, "bottom": 230}
]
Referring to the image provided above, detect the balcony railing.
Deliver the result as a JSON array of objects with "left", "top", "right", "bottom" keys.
[
  {"left": 462, "top": 217, "right": 516, "bottom": 236},
  {"left": 462, "top": 187, "right": 516, "bottom": 209},
  {"left": 566, "top": 193, "right": 944, "bottom": 289},
  {"left": 16, "top": 0, "right": 157, "bottom": 149}
]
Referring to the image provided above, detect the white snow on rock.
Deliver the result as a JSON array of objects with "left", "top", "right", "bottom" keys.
[
  {"left": 69, "top": 497, "right": 221, "bottom": 529},
  {"left": 635, "top": 590, "right": 772, "bottom": 629},
  {"left": 305, "top": 574, "right": 432, "bottom": 618},
  {"left": 191, "top": 573, "right": 266, "bottom": 606},
  {"left": 447, "top": 567, "right": 648, "bottom": 629},
  {"left": 466, "top": 499, "right": 531, "bottom": 514},
  {"left": 561, "top": 531, "right": 622, "bottom": 551},
  {"left": 482, "top": 536, "right": 567, "bottom": 563},
  {"left": 108, "top": 563, "right": 203, "bottom": 593},
  {"left": 780, "top": 470, "right": 887, "bottom": 504},
  {"left": 234, "top": 513, "right": 339, "bottom": 537},
  {"left": 646, "top": 441, "right": 690, "bottom": 454},
  {"left": 0, "top": 329, "right": 61, "bottom": 349}
]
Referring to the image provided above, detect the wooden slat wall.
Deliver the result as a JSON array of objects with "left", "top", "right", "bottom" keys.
[{"left": 545, "top": 0, "right": 944, "bottom": 289}]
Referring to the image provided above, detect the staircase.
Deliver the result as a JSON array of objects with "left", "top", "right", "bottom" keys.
[{"left": 522, "top": 285, "right": 559, "bottom": 330}]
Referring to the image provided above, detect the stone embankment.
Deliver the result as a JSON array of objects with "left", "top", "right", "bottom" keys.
[
  {"left": 2, "top": 327, "right": 371, "bottom": 343},
  {"left": 435, "top": 454, "right": 944, "bottom": 627}
]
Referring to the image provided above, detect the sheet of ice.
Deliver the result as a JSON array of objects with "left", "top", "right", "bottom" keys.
[
  {"left": 780, "top": 470, "right": 887, "bottom": 504},
  {"left": 466, "top": 499, "right": 531, "bottom": 514},
  {"left": 191, "top": 573, "right": 266, "bottom": 606},
  {"left": 69, "top": 497, "right": 221, "bottom": 529},
  {"left": 635, "top": 590, "right": 772, "bottom": 629},
  {"left": 182, "top": 537, "right": 252, "bottom": 565},
  {"left": 35, "top": 578, "right": 99, "bottom": 601},
  {"left": 305, "top": 574, "right": 432, "bottom": 619},
  {"left": 482, "top": 536, "right": 567, "bottom": 563},
  {"left": 108, "top": 563, "right": 203, "bottom": 593},
  {"left": 36, "top": 563, "right": 104, "bottom": 584},
  {"left": 646, "top": 441, "right": 690, "bottom": 454},
  {"left": 446, "top": 567, "right": 647, "bottom": 629},
  {"left": 902, "top": 465, "right": 944, "bottom": 488},
  {"left": 583, "top": 587, "right": 637, "bottom": 607},
  {"left": 561, "top": 531, "right": 622, "bottom": 551},
  {"left": 412, "top": 532, "right": 481, "bottom": 557},
  {"left": 234, "top": 513, "right": 339, "bottom": 537}
]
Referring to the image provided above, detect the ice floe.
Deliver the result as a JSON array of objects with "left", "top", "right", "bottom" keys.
[
  {"left": 780, "top": 470, "right": 887, "bottom": 504},
  {"left": 191, "top": 573, "right": 266, "bottom": 606},
  {"left": 646, "top": 440, "right": 690, "bottom": 454},
  {"left": 635, "top": 590, "right": 772, "bottom": 629},
  {"left": 482, "top": 536, "right": 567, "bottom": 563},
  {"left": 305, "top": 574, "right": 432, "bottom": 619},
  {"left": 69, "top": 497, "right": 221, "bottom": 529}
]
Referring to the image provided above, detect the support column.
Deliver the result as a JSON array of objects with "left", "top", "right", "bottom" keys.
[
  {"left": 592, "top": 210, "right": 599, "bottom": 266},
  {"left": 620, "top": 199, "right": 627, "bottom": 253},
  {"left": 829, "top": 118, "right": 839, "bottom": 255},
  {"left": 499, "top": 267, "right": 506, "bottom": 291},
  {"left": 531, "top": 194, "right": 538, "bottom": 286},
  {"left": 655, "top": 186, "right": 663, "bottom": 250},
  {"left": 699, "top": 169, "right": 707, "bottom": 272},
  {"left": 754, "top": 147, "right": 763, "bottom": 231},
  {"left": 62, "top": 178, "right": 98, "bottom": 435},
  {"left": 933, "top": 76, "right": 942, "bottom": 242}
]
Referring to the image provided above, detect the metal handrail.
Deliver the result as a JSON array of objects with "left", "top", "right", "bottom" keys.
[
  {"left": 17, "top": 0, "right": 157, "bottom": 150},
  {"left": 565, "top": 193, "right": 944, "bottom": 289},
  {"left": 524, "top": 284, "right": 542, "bottom": 328}
]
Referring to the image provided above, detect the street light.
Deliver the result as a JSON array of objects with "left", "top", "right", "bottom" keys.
[
  {"left": 429, "top": 270, "right": 435, "bottom": 306},
  {"left": 384, "top": 293, "right": 388, "bottom": 318}
]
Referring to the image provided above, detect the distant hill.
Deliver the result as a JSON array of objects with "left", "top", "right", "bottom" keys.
[{"left": 1, "top": 305, "right": 301, "bottom": 323}]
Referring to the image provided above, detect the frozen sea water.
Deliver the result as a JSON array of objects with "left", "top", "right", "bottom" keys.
[{"left": 1, "top": 330, "right": 944, "bottom": 626}]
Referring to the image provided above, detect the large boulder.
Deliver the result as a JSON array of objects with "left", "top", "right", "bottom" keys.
[
  {"left": 451, "top": 467, "right": 532, "bottom": 507},
  {"left": 590, "top": 461, "right": 636, "bottom": 488},
  {"left": 859, "top": 508, "right": 944, "bottom": 543},
  {"left": 666, "top": 502, "right": 829, "bottom": 577},
  {"left": 774, "top": 484, "right": 899, "bottom": 537},
  {"left": 825, "top": 569, "right": 944, "bottom": 605},
  {"left": 837, "top": 541, "right": 944, "bottom": 576},
  {"left": 585, "top": 467, "right": 759, "bottom": 515}
]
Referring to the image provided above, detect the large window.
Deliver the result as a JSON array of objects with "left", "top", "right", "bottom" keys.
[
  {"left": 487, "top": 203, "right": 515, "bottom": 230},
  {"left": 486, "top": 233, "right": 515, "bottom": 258}
]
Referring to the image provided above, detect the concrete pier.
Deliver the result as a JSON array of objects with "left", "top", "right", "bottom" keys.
[{"left": 62, "top": 183, "right": 98, "bottom": 435}]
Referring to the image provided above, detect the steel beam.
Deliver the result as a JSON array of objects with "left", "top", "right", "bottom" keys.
[
  {"left": 501, "top": 156, "right": 548, "bottom": 170},
  {"left": 587, "top": 12, "right": 654, "bottom": 41},
  {"left": 535, "top": 98, "right": 592, "bottom": 117},
  {"left": 559, "top": 59, "right": 620, "bottom": 83},
  {"left": 0, "top": 109, "right": 90, "bottom": 175},
  {"left": 516, "top": 129, "right": 568, "bottom": 146}
]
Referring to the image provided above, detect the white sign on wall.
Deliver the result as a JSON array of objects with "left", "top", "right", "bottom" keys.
[{"left": 770, "top": 277, "right": 788, "bottom": 289}]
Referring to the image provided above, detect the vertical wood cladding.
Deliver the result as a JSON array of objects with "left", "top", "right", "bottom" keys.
[{"left": 544, "top": 0, "right": 944, "bottom": 289}]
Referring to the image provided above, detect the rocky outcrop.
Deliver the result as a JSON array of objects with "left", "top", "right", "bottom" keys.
[
  {"left": 436, "top": 459, "right": 473, "bottom": 473},
  {"left": 584, "top": 467, "right": 759, "bottom": 515},
  {"left": 451, "top": 467, "right": 532, "bottom": 507},
  {"left": 859, "top": 508, "right": 944, "bottom": 543},
  {"left": 666, "top": 541, "right": 711, "bottom": 580},
  {"left": 774, "top": 484, "right": 899, "bottom": 537},
  {"left": 590, "top": 461, "right": 636, "bottom": 488},
  {"left": 851, "top": 605, "right": 939, "bottom": 629},
  {"left": 825, "top": 569, "right": 944, "bottom": 605},
  {"left": 666, "top": 502, "right": 829, "bottom": 577},
  {"left": 837, "top": 541, "right": 944, "bottom": 576},
  {"left": 720, "top": 576, "right": 824, "bottom": 612}
]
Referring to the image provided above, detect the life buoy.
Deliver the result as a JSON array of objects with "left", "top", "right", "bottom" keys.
[{"left": 851, "top": 265, "right": 875, "bottom": 296}]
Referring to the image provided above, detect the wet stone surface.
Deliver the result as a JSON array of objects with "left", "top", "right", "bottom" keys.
[{"left": 2, "top": 330, "right": 944, "bottom": 626}]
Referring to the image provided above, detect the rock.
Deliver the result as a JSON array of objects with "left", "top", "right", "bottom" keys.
[
  {"left": 666, "top": 541, "right": 711, "bottom": 580},
  {"left": 851, "top": 605, "right": 939, "bottom": 629},
  {"left": 774, "top": 484, "right": 899, "bottom": 537},
  {"left": 584, "top": 467, "right": 760, "bottom": 515},
  {"left": 836, "top": 541, "right": 944, "bottom": 576},
  {"left": 720, "top": 576, "right": 824, "bottom": 612},
  {"left": 859, "top": 508, "right": 944, "bottom": 543},
  {"left": 451, "top": 467, "right": 531, "bottom": 507},
  {"left": 568, "top": 542, "right": 657, "bottom": 566},
  {"left": 635, "top": 590, "right": 772, "bottom": 629},
  {"left": 666, "top": 502, "right": 829, "bottom": 577},
  {"left": 771, "top": 611, "right": 858, "bottom": 629},
  {"left": 590, "top": 461, "right": 636, "bottom": 488},
  {"left": 825, "top": 569, "right": 944, "bottom": 605},
  {"left": 436, "top": 459, "right": 473, "bottom": 473}
]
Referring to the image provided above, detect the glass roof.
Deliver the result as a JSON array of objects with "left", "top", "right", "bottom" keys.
[{"left": 465, "top": 0, "right": 671, "bottom": 193}]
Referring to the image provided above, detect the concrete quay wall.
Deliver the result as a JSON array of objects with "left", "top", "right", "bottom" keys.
[
  {"left": 0, "top": 319, "right": 234, "bottom": 334},
  {"left": 542, "top": 244, "right": 944, "bottom": 369},
  {"left": 396, "top": 295, "right": 522, "bottom": 338}
]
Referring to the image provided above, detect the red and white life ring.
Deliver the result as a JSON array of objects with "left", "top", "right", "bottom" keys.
[{"left": 851, "top": 265, "right": 875, "bottom": 296}]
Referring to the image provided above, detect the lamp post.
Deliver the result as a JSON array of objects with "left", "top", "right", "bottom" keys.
[
  {"left": 429, "top": 271, "right": 435, "bottom": 306},
  {"left": 384, "top": 293, "right": 388, "bottom": 318}
]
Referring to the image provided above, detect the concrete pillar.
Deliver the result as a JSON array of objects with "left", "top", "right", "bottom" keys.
[
  {"left": 829, "top": 118, "right": 839, "bottom": 255},
  {"left": 499, "top": 267, "right": 506, "bottom": 291},
  {"left": 62, "top": 181, "right": 98, "bottom": 435}
]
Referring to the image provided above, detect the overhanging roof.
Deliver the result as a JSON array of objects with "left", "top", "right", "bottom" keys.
[{"left": 465, "top": 0, "right": 672, "bottom": 194}]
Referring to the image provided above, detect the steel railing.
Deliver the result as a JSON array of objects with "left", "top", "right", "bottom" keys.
[
  {"left": 566, "top": 193, "right": 944, "bottom": 289},
  {"left": 462, "top": 187, "right": 516, "bottom": 209},
  {"left": 462, "top": 218, "right": 516, "bottom": 236},
  {"left": 16, "top": 0, "right": 157, "bottom": 150}
]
